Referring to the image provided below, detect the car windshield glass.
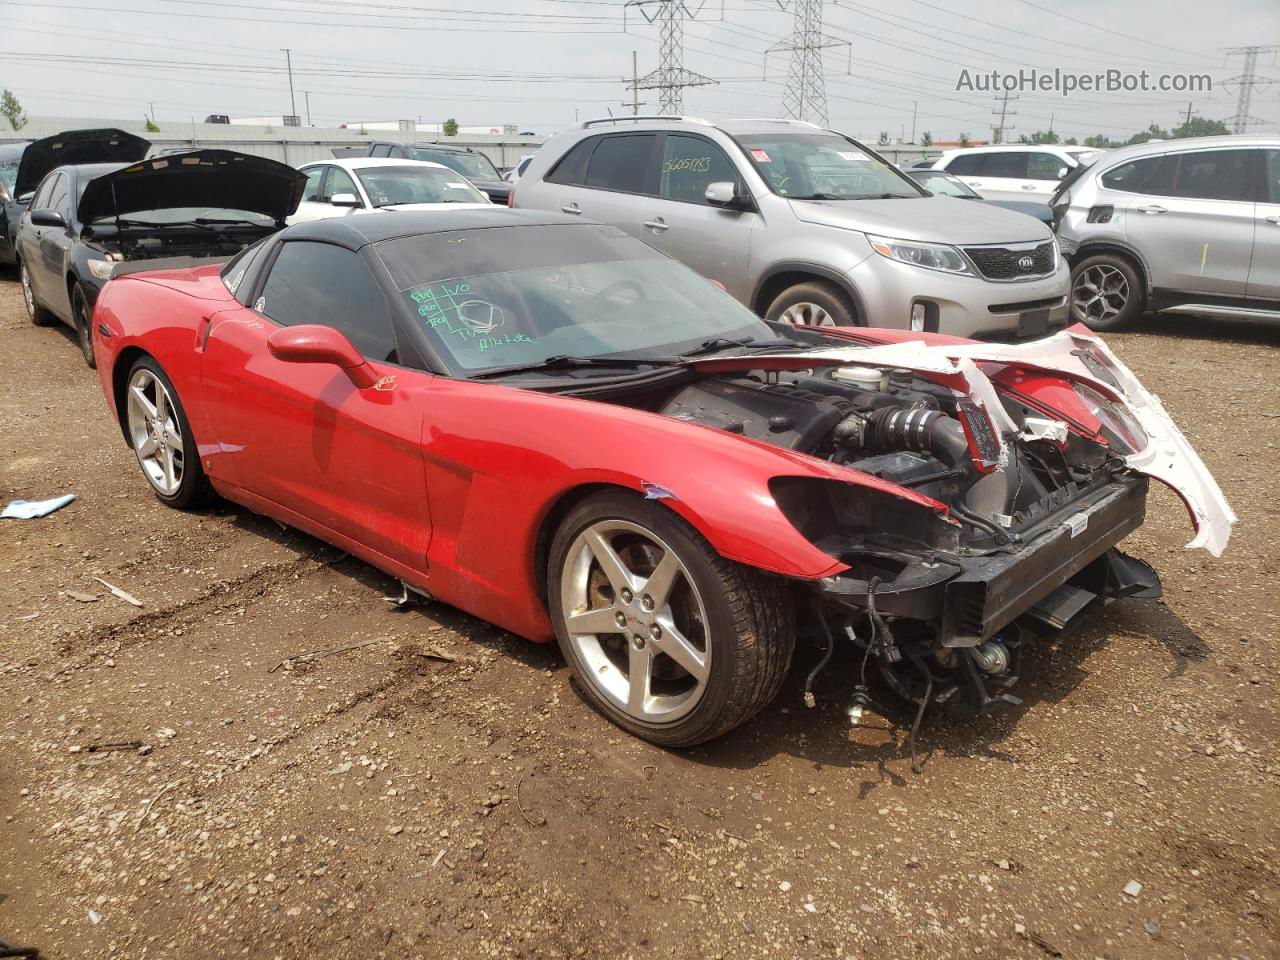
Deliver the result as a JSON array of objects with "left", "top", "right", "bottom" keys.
[
  {"left": 410, "top": 149, "right": 499, "bottom": 180},
  {"left": 0, "top": 157, "right": 17, "bottom": 197},
  {"left": 736, "top": 133, "right": 923, "bottom": 200},
  {"left": 86, "top": 206, "right": 275, "bottom": 225},
  {"left": 355, "top": 166, "right": 486, "bottom": 207},
  {"left": 908, "top": 170, "right": 977, "bottom": 198},
  {"left": 377, "top": 223, "right": 776, "bottom": 376}
]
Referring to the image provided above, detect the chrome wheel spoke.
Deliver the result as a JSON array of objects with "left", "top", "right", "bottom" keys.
[
  {"left": 137, "top": 436, "right": 159, "bottom": 458},
  {"left": 128, "top": 384, "right": 158, "bottom": 421},
  {"left": 653, "top": 620, "right": 707, "bottom": 681},
  {"left": 640, "top": 551, "right": 680, "bottom": 611},
  {"left": 627, "top": 643, "right": 653, "bottom": 713},
  {"left": 565, "top": 604, "right": 625, "bottom": 636},
  {"left": 584, "top": 529, "right": 637, "bottom": 595}
]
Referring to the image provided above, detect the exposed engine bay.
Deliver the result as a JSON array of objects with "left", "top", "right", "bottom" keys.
[
  {"left": 85, "top": 223, "right": 275, "bottom": 264},
  {"left": 639, "top": 331, "right": 1236, "bottom": 730}
]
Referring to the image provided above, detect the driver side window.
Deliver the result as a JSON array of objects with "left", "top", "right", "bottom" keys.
[
  {"left": 320, "top": 166, "right": 360, "bottom": 204},
  {"left": 258, "top": 241, "right": 399, "bottom": 363},
  {"left": 301, "top": 166, "right": 325, "bottom": 202},
  {"left": 658, "top": 135, "right": 738, "bottom": 205}
]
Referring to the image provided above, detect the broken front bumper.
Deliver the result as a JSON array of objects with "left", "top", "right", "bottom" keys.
[{"left": 814, "top": 475, "right": 1152, "bottom": 647}]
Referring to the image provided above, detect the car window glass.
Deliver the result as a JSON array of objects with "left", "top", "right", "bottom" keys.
[
  {"left": 517, "top": 157, "right": 532, "bottom": 175},
  {"left": 220, "top": 235, "right": 269, "bottom": 300},
  {"left": 1100, "top": 156, "right": 1161, "bottom": 193},
  {"left": 321, "top": 166, "right": 359, "bottom": 202},
  {"left": 371, "top": 144, "right": 391, "bottom": 158},
  {"left": 658, "top": 135, "right": 738, "bottom": 204},
  {"left": 584, "top": 134, "right": 656, "bottom": 193},
  {"left": 47, "top": 174, "right": 71, "bottom": 219},
  {"left": 545, "top": 138, "right": 596, "bottom": 185},
  {"left": 945, "top": 153, "right": 985, "bottom": 176},
  {"left": 301, "top": 167, "right": 324, "bottom": 202},
  {"left": 30, "top": 174, "right": 56, "bottom": 211},
  {"left": 1147, "top": 150, "right": 1254, "bottom": 201},
  {"left": 258, "top": 241, "right": 398, "bottom": 362},
  {"left": 1266, "top": 149, "right": 1280, "bottom": 204},
  {"left": 1026, "top": 152, "right": 1066, "bottom": 181},
  {"left": 982, "top": 152, "right": 1028, "bottom": 178}
]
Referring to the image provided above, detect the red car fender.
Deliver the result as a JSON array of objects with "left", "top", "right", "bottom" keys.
[{"left": 411, "top": 380, "right": 948, "bottom": 643}]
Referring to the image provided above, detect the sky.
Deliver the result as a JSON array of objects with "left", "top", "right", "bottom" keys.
[{"left": 2, "top": 0, "right": 1278, "bottom": 142}]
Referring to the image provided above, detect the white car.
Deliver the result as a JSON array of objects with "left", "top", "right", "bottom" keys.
[
  {"left": 931, "top": 145, "right": 1103, "bottom": 203},
  {"left": 288, "top": 157, "right": 491, "bottom": 224},
  {"left": 503, "top": 154, "right": 536, "bottom": 185}
]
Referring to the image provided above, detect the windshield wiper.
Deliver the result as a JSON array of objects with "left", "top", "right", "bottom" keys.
[
  {"left": 677, "top": 336, "right": 805, "bottom": 357},
  {"left": 468, "top": 354, "right": 675, "bottom": 380},
  {"left": 789, "top": 192, "right": 848, "bottom": 200}
]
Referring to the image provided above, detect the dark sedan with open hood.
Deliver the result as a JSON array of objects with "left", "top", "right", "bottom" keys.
[
  {"left": 2, "top": 128, "right": 150, "bottom": 266},
  {"left": 17, "top": 149, "right": 305, "bottom": 367}
]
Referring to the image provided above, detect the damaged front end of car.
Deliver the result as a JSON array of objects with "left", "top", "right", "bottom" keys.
[{"left": 684, "top": 329, "right": 1235, "bottom": 720}]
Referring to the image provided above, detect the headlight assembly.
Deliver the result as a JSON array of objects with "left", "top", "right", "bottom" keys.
[{"left": 865, "top": 233, "right": 974, "bottom": 276}]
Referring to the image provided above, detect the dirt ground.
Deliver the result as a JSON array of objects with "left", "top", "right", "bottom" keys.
[{"left": 0, "top": 268, "right": 1276, "bottom": 960}]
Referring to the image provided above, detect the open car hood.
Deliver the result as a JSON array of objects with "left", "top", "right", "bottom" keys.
[
  {"left": 684, "top": 329, "right": 1236, "bottom": 556},
  {"left": 14, "top": 128, "right": 150, "bottom": 199},
  {"left": 78, "top": 149, "right": 306, "bottom": 226}
]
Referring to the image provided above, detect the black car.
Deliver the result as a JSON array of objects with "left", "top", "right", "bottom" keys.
[
  {"left": 334, "top": 141, "right": 511, "bottom": 204},
  {"left": 17, "top": 149, "right": 305, "bottom": 367},
  {"left": 904, "top": 168, "right": 1054, "bottom": 226},
  {"left": 2, "top": 128, "right": 151, "bottom": 267}
]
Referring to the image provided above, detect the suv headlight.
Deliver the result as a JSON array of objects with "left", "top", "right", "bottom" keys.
[{"left": 865, "top": 233, "right": 974, "bottom": 276}]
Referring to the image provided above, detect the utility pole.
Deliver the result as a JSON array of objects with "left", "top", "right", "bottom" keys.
[
  {"left": 911, "top": 100, "right": 917, "bottom": 144},
  {"left": 148, "top": 102, "right": 155, "bottom": 123},
  {"left": 625, "top": 0, "right": 716, "bottom": 114},
  {"left": 1181, "top": 101, "right": 1197, "bottom": 127},
  {"left": 1221, "top": 45, "right": 1278, "bottom": 133},
  {"left": 281, "top": 47, "right": 297, "bottom": 120},
  {"left": 623, "top": 50, "right": 647, "bottom": 115},
  {"left": 767, "top": 0, "right": 850, "bottom": 128},
  {"left": 992, "top": 91, "right": 1017, "bottom": 144},
  {"left": 304, "top": 91, "right": 312, "bottom": 127}
]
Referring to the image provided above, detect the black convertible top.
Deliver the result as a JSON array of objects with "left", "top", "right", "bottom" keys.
[{"left": 281, "top": 208, "right": 584, "bottom": 250}]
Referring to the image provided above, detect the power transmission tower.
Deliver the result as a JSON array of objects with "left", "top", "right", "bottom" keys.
[
  {"left": 766, "top": 0, "right": 850, "bottom": 127},
  {"left": 625, "top": 1, "right": 717, "bottom": 115},
  {"left": 992, "top": 91, "right": 1017, "bottom": 144},
  {"left": 1221, "top": 45, "right": 1279, "bottom": 134}
]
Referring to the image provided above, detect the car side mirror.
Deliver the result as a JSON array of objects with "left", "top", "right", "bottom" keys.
[
  {"left": 330, "top": 193, "right": 361, "bottom": 208},
  {"left": 30, "top": 209, "right": 67, "bottom": 228},
  {"left": 705, "top": 181, "right": 751, "bottom": 210},
  {"left": 1056, "top": 167, "right": 1069, "bottom": 180},
  {"left": 266, "top": 325, "right": 378, "bottom": 388}
]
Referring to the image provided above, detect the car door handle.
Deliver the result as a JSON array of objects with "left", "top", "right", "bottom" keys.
[
  {"left": 1136, "top": 204, "right": 1167, "bottom": 214},
  {"left": 561, "top": 202, "right": 580, "bottom": 215},
  {"left": 1266, "top": 215, "right": 1280, "bottom": 225},
  {"left": 643, "top": 218, "right": 669, "bottom": 232}
]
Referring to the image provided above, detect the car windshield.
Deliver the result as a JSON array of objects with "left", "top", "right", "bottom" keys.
[
  {"left": 735, "top": 133, "right": 923, "bottom": 200},
  {"left": 907, "top": 170, "right": 978, "bottom": 198},
  {"left": 0, "top": 157, "right": 17, "bottom": 198},
  {"left": 410, "top": 148, "right": 500, "bottom": 181},
  {"left": 377, "top": 223, "right": 776, "bottom": 376},
  {"left": 355, "top": 165, "right": 487, "bottom": 207}
]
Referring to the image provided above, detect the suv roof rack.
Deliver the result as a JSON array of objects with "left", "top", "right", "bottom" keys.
[
  {"left": 722, "top": 117, "right": 822, "bottom": 129},
  {"left": 577, "top": 115, "right": 712, "bottom": 129}
]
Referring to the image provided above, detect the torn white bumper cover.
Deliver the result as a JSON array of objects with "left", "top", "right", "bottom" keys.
[{"left": 738, "top": 330, "right": 1237, "bottom": 557}]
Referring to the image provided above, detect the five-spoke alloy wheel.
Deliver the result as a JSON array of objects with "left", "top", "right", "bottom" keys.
[
  {"left": 1069, "top": 253, "right": 1144, "bottom": 331},
  {"left": 124, "top": 357, "right": 211, "bottom": 508},
  {"left": 549, "top": 491, "right": 795, "bottom": 746}
]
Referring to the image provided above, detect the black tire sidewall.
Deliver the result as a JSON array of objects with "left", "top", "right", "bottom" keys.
[
  {"left": 72, "top": 285, "right": 96, "bottom": 368},
  {"left": 1069, "top": 254, "right": 1144, "bottom": 331},
  {"left": 21, "top": 262, "right": 54, "bottom": 326},
  {"left": 547, "top": 492, "right": 752, "bottom": 747},
  {"left": 127, "top": 356, "right": 208, "bottom": 509},
  {"left": 764, "top": 280, "right": 857, "bottom": 327}
]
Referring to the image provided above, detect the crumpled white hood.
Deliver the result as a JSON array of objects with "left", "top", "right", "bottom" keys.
[{"left": 728, "top": 330, "right": 1237, "bottom": 556}]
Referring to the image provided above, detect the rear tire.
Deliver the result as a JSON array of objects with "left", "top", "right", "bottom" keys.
[
  {"left": 548, "top": 490, "right": 795, "bottom": 747},
  {"left": 764, "top": 280, "right": 857, "bottom": 328},
  {"left": 20, "top": 261, "right": 56, "bottom": 327},
  {"left": 124, "top": 356, "right": 212, "bottom": 510},
  {"left": 71, "top": 284, "right": 96, "bottom": 369},
  {"left": 1070, "top": 253, "right": 1144, "bottom": 331}
]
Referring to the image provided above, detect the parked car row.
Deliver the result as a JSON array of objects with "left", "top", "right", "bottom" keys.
[{"left": 0, "top": 118, "right": 1237, "bottom": 746}]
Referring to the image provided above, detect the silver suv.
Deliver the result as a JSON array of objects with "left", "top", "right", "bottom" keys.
[
  {"left": 1054, "top": 135, "right": 1280, "bottom": 329},
  {"left": 514, "top": 117, "right": 1069, "bottom": 340}
]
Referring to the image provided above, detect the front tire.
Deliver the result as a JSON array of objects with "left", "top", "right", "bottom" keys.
[
  {"left": 20, "top": 261, "right": 56, "bottom": 327},
  {"left": 548, "top": 491, "right": 795, "bottom": 747},
  {"left": 71, "top": 284, "right": 96, "bottom": 368},
  {"left": 124, "top": 356, "right": 212, "bottom": 509},
  {"left": 764, "top": 280, "right": 857, "bottom": 328},
  {"left": 1070, "top": 253, "right": 1144, "bottom": 331}
]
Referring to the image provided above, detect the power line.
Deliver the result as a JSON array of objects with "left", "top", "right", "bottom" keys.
[
  {"left": 992, "top": 90, "right": 1017, "bottom": 143},
  {"left": 626, "top": 1, "right": 717, "bottom": 114},
  {"left": 769, "top": 0, "right": 849, "bottom": 127},
  {"left": 1221, "top": 45, "right": 1279, "bottom": 134}
]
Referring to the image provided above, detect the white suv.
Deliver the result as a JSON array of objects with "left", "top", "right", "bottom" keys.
[{"left": 932, "top": 145, "right": 1103, "bottom": 203}]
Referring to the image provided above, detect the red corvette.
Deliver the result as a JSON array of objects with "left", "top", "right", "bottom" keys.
[{"left": 91, "top": 210, "right": 1234, "bottom": 746}]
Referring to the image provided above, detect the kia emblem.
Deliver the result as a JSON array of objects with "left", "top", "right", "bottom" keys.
[{"left": 1017, "top": 255, "right": 1035, "bottom": 270}]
